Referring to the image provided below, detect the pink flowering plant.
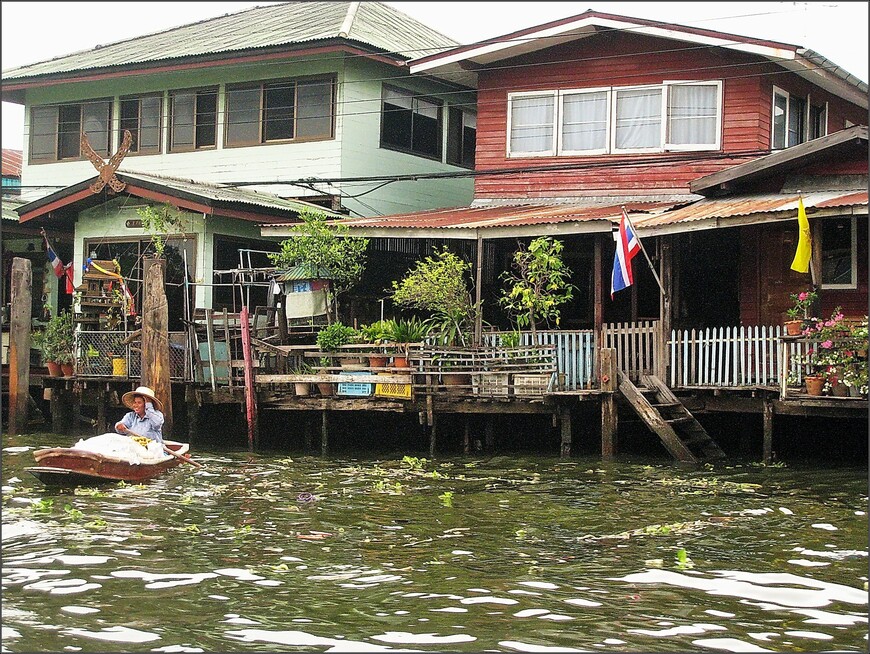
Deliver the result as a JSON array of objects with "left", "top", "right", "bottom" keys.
[
  {"left": 786, "top": 289, "right": 818, "bottom": 320},
  {"left": 796, "top": 309, "right": 868, "bottom": 396}
]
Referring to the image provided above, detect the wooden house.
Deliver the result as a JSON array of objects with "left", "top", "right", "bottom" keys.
[{"left": 1, "top": 1, "right": 477, "bottom": 318}]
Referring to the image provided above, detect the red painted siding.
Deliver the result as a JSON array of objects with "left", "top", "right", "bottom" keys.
[{"left": 473, "top": 30, "right": 866, "bottom": 199}]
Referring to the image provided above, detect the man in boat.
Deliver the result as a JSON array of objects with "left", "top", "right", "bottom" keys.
[{"left": 115, "top": 386, "right": 165, "bottom": 445}]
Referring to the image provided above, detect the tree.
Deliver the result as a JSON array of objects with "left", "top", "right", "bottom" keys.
[
  {"left": 268, "top": 209, "right": 368, "bottom": 323},
  {"left": 499, "top": 236, "right": 574, "bottom": 339},
  {"left": 391, "top": 247, "right": 477, "bottom": 346},
  {"left": 136, "top": 203, "right": 186, "bottom": 258}
]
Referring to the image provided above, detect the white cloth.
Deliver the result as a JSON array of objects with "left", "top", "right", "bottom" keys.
[{"left": 72, "top": 433, "right": 170, "bottom": 465}]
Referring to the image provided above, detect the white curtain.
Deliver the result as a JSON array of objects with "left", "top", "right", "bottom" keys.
[
  {"left": 510, "top": 95, "right": 554, "bottom": 153},
  {"left": 562, "top": 91, "right": 608, "bottom": 151},
  {"left": 614, "top": 88, "right": 661, "bottom": 149},
  {"left": 667, "top": 85, "right": 717, "bottom": 146}
]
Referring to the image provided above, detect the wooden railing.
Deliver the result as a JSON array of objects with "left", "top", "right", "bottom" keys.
[
  {"left": 484, "top": 330, "right": 595, "bottom": 390},
  {"left": 601, "top": 320, "right": 660, "bottom": 382}
]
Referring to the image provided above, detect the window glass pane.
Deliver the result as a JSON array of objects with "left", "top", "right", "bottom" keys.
[
  {"left": 120, "top": 99, "right": 140, "bottom": 151},
  {"left": 30, "top": 106, "right": 58, "bottom": 161},
  {"left": 667, "top": 85, "right": 717, "bottom": 145},
  {"left": 809, "top": 103, "right": 826, "bottom": 139},
  {"left": 171, "top": 93, "right": 195, "bottom": 149},
  {"left": 82, "top": 102, "right": 110, "bottom": 155},
  {"left": 448, "top": 107, "right": 476, "bottom": 166},
  {"left": 382, "top": 88, "right": 413, "bottom": 150},
  {"left": 412, "top": 97, "right": 440, "bottom": 157},
  {"left": 226, "top": 87, "right": 262, "bottom": 145},
  {"left": 615, "top": 88, "right": 661, "bottom": 149},
  {"left": 821, "top": 217, "right": 854, "bottom": 285},
  {"left": 562, "top": 91, "right": 607, "bottom": 151},
  {"left": 510, "top": 95, "right": 554, "bottom": 153},
  {"left": 772, "top": 92, "right": 787, "bottom": 149},
  {"left": 195, "top": 90, "right": 217, "bottom": 147},
  {"left": 264, "top": 82, "right": 295, "bottom": 141},
  {"left": 296, "top": 79, "right": 332, "bottom": 138},
  {"left": 139, "top": 96, "right": 161, "bottom": 150},
  {"left": 58, "top": 104, "right": 81, "bottom": 159},
  {"left": 787, "top": 95, "right": 806, "bottom": 147},
  {"left": 462, "top": 112, "right": 476, "bottom": 167}
]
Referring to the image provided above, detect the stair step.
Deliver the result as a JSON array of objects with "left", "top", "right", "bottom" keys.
[
  {"left": 666, "top": 416, "right": 694, "bottom": 425},
  {"left": 651, "top": 401, "right": 680, "bottom": 409}
]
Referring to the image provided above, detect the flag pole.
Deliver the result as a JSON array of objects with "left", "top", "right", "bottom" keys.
[{"left": 620, "top": 206, "right": 667, "bottom": 300}]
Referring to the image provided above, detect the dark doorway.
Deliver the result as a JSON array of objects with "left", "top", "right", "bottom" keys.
[{"left": 677, "top": 230, "right": 740, "bottom": 328}]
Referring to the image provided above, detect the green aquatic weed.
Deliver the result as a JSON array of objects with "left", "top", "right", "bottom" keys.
[
  {"left": 63, "top": 504, "right": 84, "bottom": 521},
  {"left": 438, "top": 491, "right": 454, "bottom": 507},
  {"left": 31, "top": 498, "right": 54, "bottom": 513}
]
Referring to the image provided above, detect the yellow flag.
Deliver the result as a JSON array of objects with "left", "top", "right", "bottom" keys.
[{"left": 790, "top": 196, "right": 811, "bottom": 273}]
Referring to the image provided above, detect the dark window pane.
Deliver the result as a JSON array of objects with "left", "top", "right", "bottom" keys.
[
  {"left": 171, "top": 93, "right": 195, "bottom": 149},
  {"left": 58, "top": 105, "right": 81, "bottom": 159},
  {"left": 412, "top": 97, "right": 440, "bottom": 157},
  {"left": 226, "top": 86, "right": 262, "bottom": 145},
  {"left": 82, "top": 102, "right": 110, "bottom": 155},
  {"left": 195, "top": 90, "right": 217, "bottom": 147},
  {"left": 120, "top": 99, "right": 141, "bottom": 151},
  {"left": 264, "top": 82, "right": 295, "bottom": 141},
  {"left": 821, "top": 217, "right": 854, "bottom": 285},
  {"left": 787, "top": 95, "right": 806, "bottom": 147},
  {"left": 382, "top": 87, "right": 413, "bottom": 150},
  {"left": 296, "top": 79, "right": 332, "bottom": 138}
]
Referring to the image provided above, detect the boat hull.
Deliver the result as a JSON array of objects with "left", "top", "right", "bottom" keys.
[{"left": 27, "top": 441, "right": 190, "bottom": 485}]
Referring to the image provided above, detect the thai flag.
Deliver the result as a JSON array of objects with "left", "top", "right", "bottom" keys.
[
  {"left": 46, "top": 244, "right": 65, "bottom": 278},
  {"left": 611, "top": 209, "right": 641, "bottom": 298}
]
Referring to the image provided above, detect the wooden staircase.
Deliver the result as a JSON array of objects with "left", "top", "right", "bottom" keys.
[{"left": 617, "top": 371, "right": 727, "bottom": 463}]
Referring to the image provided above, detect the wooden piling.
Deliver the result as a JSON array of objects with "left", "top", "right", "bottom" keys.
[
  {"left": 141, "top": 258, "right": 173, "bottom": 435},
  {"left": 762, "top": 399, "right": 774, "bottom": 464},
  {"left": 429, "top": 415, "right": 437, "bottom": 457},
  {"left": 559, "top": 406, "right": 572, "bottom": 458},
  {"left": 185, "top": 385, "right": 199, "bottom": 444},
  {"left": 463, "top": 418, "right": 471, "bottom": 455},
  {"left": 600, "top": 348, "right": 618, "bottom": 460},
  {"left": 240, "top": 305, "right": 258, "bottom": 451},
  {"left": 485, "top": 417, "right": 494, "bottom": 451},
  {"left": 8, "top": 257, "right": 32, "bottom": 434},
  {"left": 321, "top": 410, "right": 329, "bottom": 456}
]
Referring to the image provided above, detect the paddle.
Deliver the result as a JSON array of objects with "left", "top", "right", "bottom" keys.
[{"left": 125, "top": 430, "right": 204, "bottom": 468}]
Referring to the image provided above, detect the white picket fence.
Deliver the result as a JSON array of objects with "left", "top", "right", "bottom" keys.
[
  {"left": 668, "top": 325, "right": 811, "bottom": 388},
  {"left": 601, "top": 320, "right": 661, "bottom": 382}
]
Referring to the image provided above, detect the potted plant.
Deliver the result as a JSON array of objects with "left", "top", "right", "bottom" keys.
[
  {"left": 784, "top": 289, "right": 817, "bottom": 335},
  {"left": 385, "top": 317, "right": 430, "bottom": 367},
  {"left": 33, "top": 309, "right": 75, "bottom": 377},
  {"left": 316, "top": 356, "right": 334, "bottom": 396},
  {"left": 316, "top": 322, "right": 361, "bottom": 368},
  {"left": 290, "top": 362, "right": 313, "bottom": 396},
  {"left": 360, "top": 320, "right": 393, "bottom": 368}
]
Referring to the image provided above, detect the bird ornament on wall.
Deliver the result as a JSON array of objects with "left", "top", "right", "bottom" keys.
[{"left": 81, "top": 129, "right": 133, "bottom": 194}]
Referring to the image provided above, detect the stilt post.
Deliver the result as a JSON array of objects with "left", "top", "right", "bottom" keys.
[
  {"left": 600, "top": 347, "right": 618, "bottom": 460},
  {"left": 8, "top": 258, "right": 32, "bottom": 434},
  {"left": 141, "top": 258, "right": 173, "bottom": 436}
]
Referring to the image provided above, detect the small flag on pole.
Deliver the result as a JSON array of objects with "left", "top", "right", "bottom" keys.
[
  {"left": 611, "top": 208, "right": 641, "bottom": 298},
  {"left": 790, "top": 195, "right": 811, "bottom": 273},
  {"left": 41, "top": 229, "right": 75, "bottom": 294}
]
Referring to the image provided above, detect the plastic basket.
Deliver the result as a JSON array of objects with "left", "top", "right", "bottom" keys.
[
  {"left": 472, "top": 372, "right": 510, "bottom": 398},
  {"left": 512, "top": 373, "right": 553, "bottom": 398},
  {"left": 337, "top": 371, "right": 373, "bottom": 397},
  {"left": 375, "top": 373, "right": 412, "bottom": 399}
]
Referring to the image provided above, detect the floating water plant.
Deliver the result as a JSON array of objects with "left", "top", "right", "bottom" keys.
[
  {"left": 63, "top": 504, "right": 84, "bottom": 521},
  {"left": 438, "top": 491, "right": 454, "bottom": 507}
]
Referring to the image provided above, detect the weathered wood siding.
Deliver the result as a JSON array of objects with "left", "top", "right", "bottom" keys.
[
  {"left": 740, "top": 220, "right": 869, "bottom": 325},
  {"left": 473, "top": 31, "right": 866, "bottom": 198}
]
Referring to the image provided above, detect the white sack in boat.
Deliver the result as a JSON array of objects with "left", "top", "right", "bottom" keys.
[{"left": 72, "top": 433, "right": 169, "bottom": 465}]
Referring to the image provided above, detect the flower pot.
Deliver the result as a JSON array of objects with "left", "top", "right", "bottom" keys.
[
  {"left": 368, "top": 355, "right": 390, "bottom": 368},
  {"left": 392, "top": 355, "right": 410, "bottom": 368},
  {"left": 441, "top": 372, "right": 469, "bottom": 395},
  {"left": 61, "top": 363, "right": 74, "bottom": 377},
  {"left": 784, "top": 320, "right": 803, "bottom": 336},
  {"left": 831, "top": 381, "right": 849, "bottom": 397},
  {"left": 317, "top": 382, "right": 334, "bottom": 396},
  {"left": 294, "top": 382, "right": 311, "bottom": 396},
  {"left": 804, "top": 375, "right": 825, "bottom": 396},
  {"left": 46, "top": 361, "right": 63, "bottom": 377}
]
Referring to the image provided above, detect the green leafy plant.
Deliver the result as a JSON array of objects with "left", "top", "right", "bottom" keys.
[
  {"left": 64, "top": 504, "right": 84, "bottom": 521},
  {"left": 268, "top": 209, "right": 369, "bottom": 323},
  {"left": 390, "top": 247, "right": 478, "bottom": 347},
  {"left": 438, "top": 491, "right": 454, "bottom": 507},
  {"left": 786, "top": 289, "right": 818, "bottom": 320},
  {"left": 33, "top": 309, "right": 75, "bottom": 364},
  {"left": 316, "top": 322, "right": 360, "bottom": 352},
  {"left": 387, "top": 316, "right": 431, "bottom": 343},
  {"left": 137, "top": 203, "right": 187, "bottom": 258},
  {"left": 359, "top": 320, "right": 393, "bottom": 344},
  {"left": 499, "top": 236, "right": 574, "bottom": 339}
]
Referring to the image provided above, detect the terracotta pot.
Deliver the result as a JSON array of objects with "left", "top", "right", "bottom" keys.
[
  {"left": 392, "top": 356, "right": 409, "bottom": 368},
  {"left": 317, "top": 382, "right": 334, "bottom": 396},
  {"left": 294, "top": 382, "right": 311, "bottom": 396},
  {"left": 442, "top": 372, "right": 469, "bottom": 395},
  {"left": 804, "top": 375, "right": 825, "bottom": 396},
  {"left": 831, "top": 381, "right": 850, "bottom": 397},
  {"left": 368, "top": 355, "right": 390, "bottom": 368},
  {"left": 61, "top": 363, "right": 74, "bottom": 377},
  {"left": 46, "top": 361, "right": 63, "bottom": 377},
  {"left": 784, "top": 320, "right": 803, "bottom": 336}
]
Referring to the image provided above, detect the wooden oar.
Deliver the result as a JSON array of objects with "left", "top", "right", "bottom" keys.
[{"left": 126, "top": 430, "right": 204, "bottom": 468}]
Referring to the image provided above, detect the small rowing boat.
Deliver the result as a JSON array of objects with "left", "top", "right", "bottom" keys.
[{"left": 26, "top": 433, "right": 193, "bottom": 486}]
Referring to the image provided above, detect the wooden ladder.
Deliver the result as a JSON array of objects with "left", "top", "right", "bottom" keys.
[{"left": 617, "top": 370, "right": 727, "bottom": 463}]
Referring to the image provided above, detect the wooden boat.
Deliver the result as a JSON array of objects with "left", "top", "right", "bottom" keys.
[{"left": 27, "top": 439, "right": 191, "bottom": 486}]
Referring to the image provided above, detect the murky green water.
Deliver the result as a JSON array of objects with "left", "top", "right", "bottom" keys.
[{"left": 2, "top": 432, "right": 867, "bottom": 652}]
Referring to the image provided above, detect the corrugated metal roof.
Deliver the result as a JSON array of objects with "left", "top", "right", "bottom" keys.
[
  {"left": 2, "top": 2, "right": 457, "bottom": 80},
  {"left": 2, "top": 149, "right": 22, "bottom": 176},
  {"left": 635, "top": 191, "right": 868, "bottom": 229},
  {"left": 267, "top": 200, "right": 679, "bottom": 231},
  {"left": 2, "top": 196, "right": 26, "bottom": 221},
  {"left": 274, "top": 264, "right": 335, "bottom": 281}
]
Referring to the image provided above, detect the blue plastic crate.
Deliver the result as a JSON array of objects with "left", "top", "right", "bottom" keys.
[{"left": 337, "top": 371, "right": 373, "bottom": 396}]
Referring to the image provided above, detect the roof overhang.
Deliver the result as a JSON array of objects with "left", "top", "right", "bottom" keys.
[{"left": 691, "top": 126, "right": 868, "bottom": 196}]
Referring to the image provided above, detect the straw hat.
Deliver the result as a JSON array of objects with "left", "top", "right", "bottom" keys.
[{"left": 122, "top": 386, "right": 163, "bottom": 412}]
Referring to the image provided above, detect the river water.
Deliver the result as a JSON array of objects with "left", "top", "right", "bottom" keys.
[{"left": 2, "top": 431, "right": 867, "bottom": 652}]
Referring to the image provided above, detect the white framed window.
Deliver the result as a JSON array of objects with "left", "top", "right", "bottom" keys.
[
  {"left": 507, "top": 91, "right": 556, "bottom": 156},
  {"left": 772, "top": 86, "right": 788, "bottom": 149},
  {"left": 664, "top": 80, "right": 722, "bottom": 150},
  {"left": 559, "top": 88, "right": 609, "bottom": 155},
  {"left": 507, "top": 82, "right": 721, "bottom": 157},
  {"left": 772, "top": 86, "right": 812, "bottom": 150},
  {"left": 820, "top": 216, "right": 857, "bottom": 289}
]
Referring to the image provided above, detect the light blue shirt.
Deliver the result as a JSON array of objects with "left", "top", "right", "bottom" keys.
[{"left": 117, "top": 402, "right": 165, "bottom": 444}]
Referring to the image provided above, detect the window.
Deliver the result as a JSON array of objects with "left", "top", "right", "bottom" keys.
[
  {"left": 809, "top": 102, "right": 827, "bottom": 140},
  {"left": 447, "top": 107, "right": 476, "bottom": 167},
  {"left": 170, "top": 88, "right": 217, "bottom": 152},
  {"left": 381, "top": 86, "right": 442, "bottom": 159},
  {"left": 120, "top": 95, "right": 162, "bottom": 154},
  {"left": 820, "top": 216, "right": 857, "bottom": 289},
  {"left": 29, "top": 100, "right": 111, "bottom": 163},
  {"left": 507, "top": 81, "right": 721, "bottom": 157},
  {"left": 225, "top": 77, "right": 334, "bottom": 146},
  {"left": 772, "top": 86, "right": 815, "bottom": 150}
]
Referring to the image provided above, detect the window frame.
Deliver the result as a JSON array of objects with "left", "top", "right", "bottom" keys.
[
  {"left": 119, "top": 93, "right": 163, "bottom": 155},
  {"left": 28, "top": 99, "right": 112, "bottom": 163},
  {"left": 506, "top": 90, "right": 557, "bottom": 158},
  {"left": 819, "top": 215, "right": 858, "bottom": 290},
  {"left": 447, "top": 105, "right": 477, "bottom": 168},
  {"left": 224, "top": 75, "right": 336, "bottom": 148},
  {"left": 380, "top": 84, "right": 444, "bottom": 161},
  {"left": 169, "top": 87, "right": 218, "bottom": 153},
  {"left": 808, "top": 98, "right": 828, "bottom": 140},
  {"left": 558, "top": 86, "right": 611, "bottom": 156},
  {"left": 611, "top": 84, "right": 665, "bottom": 154},
  {"left": 663, "top": 80, "right": 723, "bottom": 152},
  {"left": 771, "top": 85, "right": 814, "bottom": 150}
]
